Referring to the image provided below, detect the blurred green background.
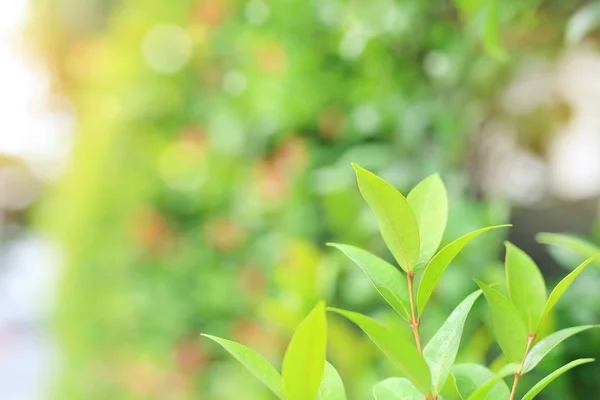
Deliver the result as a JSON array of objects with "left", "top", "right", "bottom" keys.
[{"left": 1, "top": 0, "right": 600, "bottom": 399}]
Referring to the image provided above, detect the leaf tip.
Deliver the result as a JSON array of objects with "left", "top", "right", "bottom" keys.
[
  {"left": 313, "top": 300, "right": 326, "bottom": 312},
  {"left": 200, "top": 333, "right": 220, "bottom": 343},
  {"left": 420, "top": 172, "right": 442, "bottom": 182},
  {"left": 535, "top": 232, "right": 550, "bottom": 243},
  {"left": 495, "top": 224, "right": 512, "bottom": 229}
]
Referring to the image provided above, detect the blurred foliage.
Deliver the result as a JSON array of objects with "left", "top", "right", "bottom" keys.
[{"left": 26, "top": 0, "right": 600, "bottom": 399}]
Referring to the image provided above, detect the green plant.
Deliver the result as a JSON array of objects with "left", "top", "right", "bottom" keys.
[
  {"left": 203, "top": 164, "right": 599, "bottom": 399},
  {"left": 475, "top": 244, "right": 598, "bottom": 399},
  {"left": 326, "top": 165, "right": 598, "bottom": 400},
  {"left": 327, "top": 164, "right": 505, "bottom": 399},
  {"left": 205, "top": 164, "right": 596, "bottom": 400}
]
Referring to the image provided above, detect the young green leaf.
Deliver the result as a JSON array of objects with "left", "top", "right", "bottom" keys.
[
  {"left": 467, "top": 363, "right": 519, "bottom": 400},
  {"left": 328, "top": 243, "right": 410, "bottom": 320},
  {"left": 201, "top": 334, "right": 284, "bottom": 399},
  {"left": 523, "top": 325, "right": 598, "bottom": 373},
  {"left": 521, "top": 358, "right": 595, "bottom": 400},
  {"left": 352, "top": 164, "right": 420, "bottom": 272},
  {"left": 475, "top": 280, "right": 528, "bottom": 362},
  {"left": 505, "top": 242, "right": 547, "bottom": 333},
  {"left": 536, "top": 233, "right": 600, "bottom": 264},
  {"left": 407, "top": 174, "right": 448, "bottom": 270},
  {"left": 317, "top": 361, "right": 346, "bottom": 400},
  {"left": 328, "top": 308, "right": 431, "bottom": 395},
  {"left": 536, "top": 256, "right": 599, "bottom": 332},
  {"left": 373, "top": 377, "right": 425, "bottom": 400},
  {"left": 451, "top": 364, "right": 511, "bottom": 400},
  {"left": 282, "top": 301, "right": 327, "bottom": 400},
  {"left": 417, "top": 225, "right": 510, "bottom": 315},
  {"left": 423, "top": 290, "right": 482, "bottom": 395}
]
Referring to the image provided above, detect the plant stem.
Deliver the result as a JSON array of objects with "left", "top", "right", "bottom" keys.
[
  {"left": 509, "top": 374, "right": 520, "bottom": 400},
  {"left": 510, "top": 334, "right": 536, "bottom": 400},
  {"left": 408, "top": 272, "right": 434, "bottom": 399},
  {"left": 407, "top": 272, "right": 423, "bottom": 353}
]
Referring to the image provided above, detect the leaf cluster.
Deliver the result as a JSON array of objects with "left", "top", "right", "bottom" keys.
[{"left": 203, "top": 165, "right": 599, "bottom": 399}]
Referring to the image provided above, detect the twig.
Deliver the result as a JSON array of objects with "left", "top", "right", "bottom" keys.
[{"left": 510, "top": 334, "right": 536, "bottom": 400}]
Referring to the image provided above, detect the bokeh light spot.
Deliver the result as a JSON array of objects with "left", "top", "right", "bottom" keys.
[
  {"left": 222, "top": 70, "right": 248, "bottom": 96},
  {"left": 245, "top": 0, "right": 270, "bottom": 25},
  {"left": 142, "top": 24, "right": 192, "bottom": 75}
]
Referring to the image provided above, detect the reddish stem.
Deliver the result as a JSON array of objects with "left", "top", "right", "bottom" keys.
[
  {"left": 407, "top": 272, "right": 423, "bottom": 353},
  {"left": 510, "top": 334, "right": 536, "bottom": 400}
]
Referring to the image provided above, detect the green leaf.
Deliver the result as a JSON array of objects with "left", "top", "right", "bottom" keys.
[
  {"left": 201, "top": 334, "right": 284, "bottom": 399},
  {"left": 352, "top": 164, "right": 420, "bottom": 272},
  {"left": 328, "top": 308, "right": 431, "bottom": 395},
  {"left": 328, "top": 243, "right": 410, "bottom": 320},
  {"left": 407, "top": 174, "right": 448, "bottom": 270},
  {"left": 282, "top": 301, "right": 327, "bottom": 400},
  {"left": 482, "top": 0, "right": 507, "bottom": 61},
  {"left": 536, "top": 256, "right": 599, "bottom": 331},
  {"left": 523, "top": 325, "right": 598, "bottom": 373},
  {"left": 317, "top": 362, "right": 346, "bottom": 400},
  {"left": 467, "top": 363, "right": 518, "bottom": 400},
  {"left": 373, "top": 378, "right": 425, "bottom": 400},
  {"left": 423, "top": 290, "right": 482, "bottom": 395},
  {"left": 417, "top": 225, "right": 510, "bottom": 315},
  {"left": 536, "top": 232, "right": 600, "bottom": 263},
  {"left": 475, "top": 280, "right": 528, "bottom": 362},
  {"left": 451, "top": 364, "right": 510, "bottom": 400},
  {"left": 504, "top": 242, "right": 547, "bottom": 333},
  {"left": 521, "top": 358, "right": 595, "bottom": 400}
]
